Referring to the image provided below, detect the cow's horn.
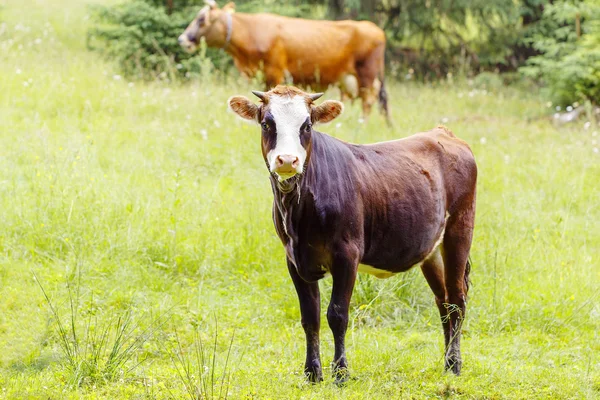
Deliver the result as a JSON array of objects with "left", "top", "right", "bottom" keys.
[
  {"left": 204, "top": 0, "right": 217, "bottom": 8},
  {"left": 252, "top": 90, "right": 267, "bottom": 101},
  {"left": 309, "top": 93, "right": 324, "bottom": 102}
]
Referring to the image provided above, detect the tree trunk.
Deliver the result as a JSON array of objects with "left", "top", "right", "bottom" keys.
[
  {"left": 360, "top": 0, "right": 376, "bottom": 20},
  {"left": 328, "top": 0, "right": 345, "bottom": 20}
]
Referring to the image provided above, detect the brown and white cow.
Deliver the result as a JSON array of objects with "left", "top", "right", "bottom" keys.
[
  {"left": 180, "top": 1, "right": 389, "bottom": 122},
  {"left": 228, "top": 86, "right": 477, "bottom": 383}
]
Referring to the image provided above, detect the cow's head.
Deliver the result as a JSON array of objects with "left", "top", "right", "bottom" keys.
[
  {"left": 228, "top": 86, "right": 343, "bottom": 181},
  {"left": 178, "top": 0, "right": 235, "bottom": 53}
]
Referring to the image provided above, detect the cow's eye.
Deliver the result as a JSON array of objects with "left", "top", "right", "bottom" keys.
[
  {"left": 305, "top": 123, "right": 312, "bottom": 131},
  {"left": 261, "top": 122, "right": 269, "bottom": 130}
]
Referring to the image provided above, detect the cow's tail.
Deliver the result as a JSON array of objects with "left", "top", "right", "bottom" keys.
[
  {"left": 464, "top": 257, "right": 472, "bottom": 296},
  {"left": 378, "top": 78, "right": 388, "bottom": 115},
  {"left": 378, "top": 67, "right": 391, "bottom": 127}
]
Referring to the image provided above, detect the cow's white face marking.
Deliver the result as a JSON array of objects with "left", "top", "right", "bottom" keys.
[{"left": 267, "top": 94, "right": 309, "bottom": 180}]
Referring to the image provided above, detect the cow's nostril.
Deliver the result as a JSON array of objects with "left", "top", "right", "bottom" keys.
[
  {"left": 292, "top": 157, "right": 299, "bottom": 168},
  {"left": 276, "top": 155, "right": 285, "bottom": 167}
]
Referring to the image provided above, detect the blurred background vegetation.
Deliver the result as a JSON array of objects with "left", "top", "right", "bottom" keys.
[{"left": 88, "top": 0, "right": 600, "bottom": 107}]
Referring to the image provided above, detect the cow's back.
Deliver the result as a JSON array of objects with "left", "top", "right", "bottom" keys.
[
  {"left": 238, "top": 13, "right": 385, "bottom": 85},
  {"left": 360, "top": 126, "right": 476, "bottom": 211}
]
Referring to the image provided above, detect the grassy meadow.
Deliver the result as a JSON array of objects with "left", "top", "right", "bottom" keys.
[{"left": 1, "top": 0, "right": 599, "bottom": 398}]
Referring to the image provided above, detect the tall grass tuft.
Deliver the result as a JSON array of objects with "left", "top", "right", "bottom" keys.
[
  {"left": 166, "top": 320, "right": 237, "bottom": 400},
  {"left": 34, "top": 271, "right": 168, "bottom": 387}
]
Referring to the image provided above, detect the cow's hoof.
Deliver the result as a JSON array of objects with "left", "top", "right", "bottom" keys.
[
  {"left": 333, "top": 367, "right": 350, "bottom": 386},
  {"left": 305, "top": 367, "right": 323, "bottom": 383},
  {"left": 444, "top": 358, "right": 462, "bottom": 376}
]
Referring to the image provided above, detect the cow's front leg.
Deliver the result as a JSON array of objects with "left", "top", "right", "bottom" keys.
[
  {"left": 328, "top": 249, "right": 358, "bottom": 385},
  {"left": 287, "top": 258, "right": 322, "bottom": 382}
]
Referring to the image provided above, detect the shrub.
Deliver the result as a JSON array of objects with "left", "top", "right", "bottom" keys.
[
  {"left": 88, "top": 0, "right": 229, "bottom": 81},
  {"left": 35, "top": 274, "right": 168, "bottom": 386},
  {"left": 520, "top": 1, "right": 600, "bottom": 106}
]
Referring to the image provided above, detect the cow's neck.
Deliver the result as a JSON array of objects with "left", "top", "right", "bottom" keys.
[
  {"left": 222, "top": 13, "right": 248, "bottom": 61},
  {"left": 271, "top": 131, "right": 353, "bottom": 233}
]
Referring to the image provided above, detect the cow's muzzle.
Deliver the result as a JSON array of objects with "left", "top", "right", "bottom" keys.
[
  {"left": 274, "top": 154, "right": 300, "bottom": 179},
  {"left": 178, "top": 34, "right": 197, "bottom": 52}
]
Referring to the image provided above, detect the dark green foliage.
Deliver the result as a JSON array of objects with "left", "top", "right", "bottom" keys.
[
  {"left": 520, "top": 1, "right": 600, "bottom": 106},
  {"left": 235, "top": 0, "right": 325, "bottom": 18},
  {"left": 328, "top": 0, "right": 523, "bottom": 78},
  {"left": 88, "top": 0, "right": 230, "bottom": 80}
]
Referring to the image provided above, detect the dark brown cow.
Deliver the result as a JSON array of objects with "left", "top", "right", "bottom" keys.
[
  {"left": 179, "top": 1, "right": 389, "bottom": 122},
  {"left": 228, "top": 86, "right": 477, "bottom": 383}
]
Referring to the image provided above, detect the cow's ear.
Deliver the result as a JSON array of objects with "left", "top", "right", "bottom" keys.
[
  {"left": 204, "top": 0, "right": 218, "bottom": 10},
  {"left": 223, "top": 2, "right": 235, "bottom": 12},
  {"left": 228, "top": 96, "right": 259, "bottom": 122},
  {"left": 311, "top": 100, "right": 343, "bottom": 124}
]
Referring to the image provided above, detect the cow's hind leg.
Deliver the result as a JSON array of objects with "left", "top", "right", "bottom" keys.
[
  {"left": 420, "top": 248, "right": 452, "bottom": 360},
  {"left": 356, "top": 43, "right": 386, "bottom": 120},
  {"left": 287, "top": 259, "right": 323, "bottom": 382},
  {"left": 441, "top": 207, "right": 475, "bottom": 375}
]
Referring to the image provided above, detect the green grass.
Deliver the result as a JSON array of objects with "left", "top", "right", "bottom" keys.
[{"left": 1, "top": 0, "right": 599, "bottom": 398}]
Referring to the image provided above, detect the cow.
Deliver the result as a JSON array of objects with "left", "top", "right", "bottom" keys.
[
  {"left": 179, "top": 0, "right": 389, "bottom": 123},
  {"left": 227, "top": 85, "right": 477, "bottom": 383}
]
